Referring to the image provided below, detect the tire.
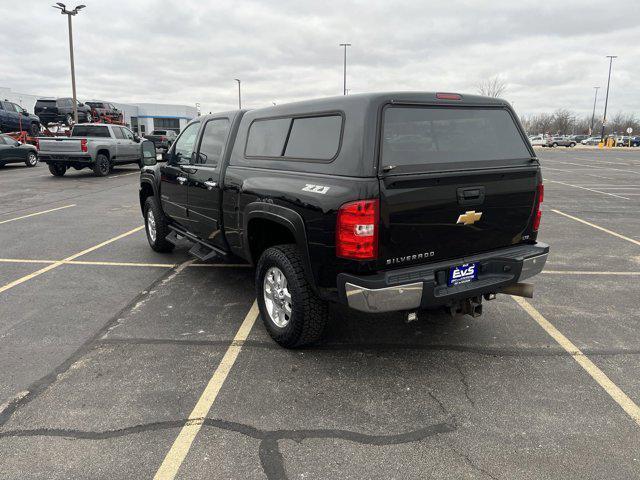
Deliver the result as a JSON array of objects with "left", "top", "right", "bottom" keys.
[
  {"left": 256, "top": 244, "right": 328, "bottom": 348},
  {"left": 25, "top": 151, "right": 38, "bottom": 167},
  {"left": 29, "top": 122, "right": 40, "bottom": 136},
  {"left": 144, "top": 197, "right": 174, "bottom": 253},
  {"left": 569, "top": 142, "right": 576, "bottom": 147},
  {"left": 92, "top": 153, "right": 110, "bottom": 177},
  {"left": 65, "top": 113, "right": 73, "bottom": 126},
  {"left": 48, "top": 163, "right": 66, "bottom": 177},
  {"left": 552, "top": 142, "right": 558, "bottom": 147}
]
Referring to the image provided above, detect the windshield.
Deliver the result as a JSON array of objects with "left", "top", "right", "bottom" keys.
[{"left": 381, "top": 106, "right": 531, "bottom": 172}]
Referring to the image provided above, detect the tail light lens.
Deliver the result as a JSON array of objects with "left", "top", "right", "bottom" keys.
[
  {"left": 80, "top": 139, "right": 88, "bottom": 152},
  {"left": 336, "top": 199, "right": 379, "bottom": 260},
  {"left": 533, "top": 183, "right": 544, "bottom": 231}
]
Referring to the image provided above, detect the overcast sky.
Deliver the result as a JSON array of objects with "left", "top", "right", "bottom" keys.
[{"left": 2, "top": 0, "right": 639, "bottom": 117}]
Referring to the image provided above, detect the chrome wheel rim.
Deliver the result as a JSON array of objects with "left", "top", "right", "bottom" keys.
[
  {"left": 263, "top": 266, "right": 292, "bottom": 328},
  {"left": 99, "top": 158, "right": 109, "bottom": 174},
  {"left": 147, "top": 210, "right": 157, "bottom": 243},
  {"left": 28, "top": 153, "right": 37, "bottom": 165}
]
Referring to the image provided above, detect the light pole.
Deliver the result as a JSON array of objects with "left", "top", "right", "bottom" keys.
[
  {"left": 234, "top": 79, "right": 241, "bottom": 109},
  {"left": 339, "top": 43, "right": 351, "bottom": 95},
  {"left": 600, "top": 55, "right": 617, "bottom": 141},
  {"left": 52, "top": 3, "right": 85, "bottom": 124},
  {"left": 589, "top": 86, "right": 599, "bottom": 135}
]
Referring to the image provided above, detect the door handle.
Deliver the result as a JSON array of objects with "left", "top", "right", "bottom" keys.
[
  {"left": 177, "top": 176, "right": 187, "bottom": 185},
  {"left": 457, "top": 186, "right": 485, "bottom": 206},
  {"left": 204, "top": 180, "right": 217, "bottom": 190}
]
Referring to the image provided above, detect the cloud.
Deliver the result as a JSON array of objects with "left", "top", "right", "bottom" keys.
[{"left": 1, "top": 0, "right": 638, "bottom": 116}]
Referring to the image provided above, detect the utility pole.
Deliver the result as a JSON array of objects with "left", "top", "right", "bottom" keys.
[
  {"left": 600, "top": 56, "right": 617, "bottom": 141},
  {"left": 234, "top": 79, "right": 242, "bottom": 109},
  {"left": 339, "top": 43, "right": 351, "bottom": 95},
  {"left": 589, "top": 87, "right": 599, "bottom": 135},
  {"left": 52, "top": 3, "right": 86, "bottom": 124}
]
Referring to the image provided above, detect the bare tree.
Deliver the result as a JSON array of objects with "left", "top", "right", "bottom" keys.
[{"left": 477, "top": 76, "right": 508, "bottom": 98}]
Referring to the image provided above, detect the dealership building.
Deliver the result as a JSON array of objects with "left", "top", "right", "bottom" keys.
[{"left": 0, "top": 86, "right": 198, "bottom": 135}]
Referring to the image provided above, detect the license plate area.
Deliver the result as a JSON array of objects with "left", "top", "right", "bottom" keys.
[{"left": 448, "top": 262, "right": 479, "bottom": 286}]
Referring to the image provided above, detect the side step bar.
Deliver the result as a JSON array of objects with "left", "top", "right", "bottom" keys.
[{"left": 167, "top": 225, "right": 228, "bottom": 261}]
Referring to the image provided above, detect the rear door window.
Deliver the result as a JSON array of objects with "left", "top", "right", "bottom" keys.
[
  {"left": 112, "top": 127, "right": 125, "bottom": 139},
  {"left": 381, "top": 106, "right": 531, "bottom": 172}
]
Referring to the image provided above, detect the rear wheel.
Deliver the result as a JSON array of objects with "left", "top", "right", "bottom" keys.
[
  {"left": 48, "top": 163, "right": 66, "bottom": 176},
  {"left": 569, "top": 142, "right": 576, "bottom": 147},
  {"left": 552, "top": 142, "right": 558, "bottom": 147},
  {"left": 256, "top": 245, "right": 328, "bottom": 348},
  {"left": 92, "top": 153, "right": 110, "bottom": 177},
  {"left": 65, "top": 113, "right": 73, "bottom": 126},
  {"left": 144, "top": 197, "right": 174, "bottom": 253},
  {"left": 25, "top": 151, "right": 38, "bottom": 167}
]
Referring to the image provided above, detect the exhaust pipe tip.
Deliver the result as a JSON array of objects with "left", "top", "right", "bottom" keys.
[{"left": 500, "top": 282, "right": 534, "bottom": 299}]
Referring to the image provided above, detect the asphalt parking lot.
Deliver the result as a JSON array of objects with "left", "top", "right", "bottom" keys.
[{"left": 0, "top": 148, "right": 639, "bottom": 479}]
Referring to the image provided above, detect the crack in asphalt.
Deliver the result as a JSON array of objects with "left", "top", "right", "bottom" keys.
[
  {"left": 0, "top": 265, "right": 182, "bottom": 428},
  {"left": 454, "top": 362, "right": 476, "bottom": 407},
  {"left": 95, "top": 337, "right": 640, "bottom": 357},
  {"left": 0, "top": 417, "right": 457, "bottom": 480}
]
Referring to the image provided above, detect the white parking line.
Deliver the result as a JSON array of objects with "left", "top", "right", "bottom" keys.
[
  {"left": 154, "top": 301, "right": 259, "bottom": 479},
  {"left": 542, "top": 270, "right": 640, "bottom": 276},
  {"left": 0, "top": 204, "right": 76, "bottom": 225},
  {"left": 545, "top": 160, "right": 640, "bottom": 176},
  {"left": 552, "top": 209, "right": 640, "bottom": 247},
  {"left": 547, "top": 181, "right": 630, "bottom": 200},
  {"left": 513, "top": 297, "right": 640, "bottom": 427}
]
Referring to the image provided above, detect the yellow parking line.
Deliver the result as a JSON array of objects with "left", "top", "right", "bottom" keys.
[
  {"left": 154, "top": 301, "right": 259, "bottom": 480},
  {"left": 0, "top": 204, "right": 76, "bottom": 225},
  {"left": 66, "top": 260, "right": 176, "bottom": 268},
  {"left": 0, "top": 258, "right": 251, "bottom": 269},
  {"left": 513, "top": 296, "right": 640, "bottom": 426},
  {"left": 0, "top": 226, "right": 144, "bottom": 295},
  {"left": 0, "top": 259, "right": 56, "bottom": 265},
  {"left": 552, "top": 209, "right": 640, "bottom": 247}
]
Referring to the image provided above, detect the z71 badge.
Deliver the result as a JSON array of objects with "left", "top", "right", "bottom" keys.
[{"left": 302, "top": 184, "right": 330, "bottom": 194}]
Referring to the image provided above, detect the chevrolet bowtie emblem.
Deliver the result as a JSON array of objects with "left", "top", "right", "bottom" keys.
[{"left": 457, "top": 210, "right": 482, "bottom": 225}]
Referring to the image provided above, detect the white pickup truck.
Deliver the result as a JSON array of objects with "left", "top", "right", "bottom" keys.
[{"left": 39, "top": 123, "right": 144, "bottom": 177}]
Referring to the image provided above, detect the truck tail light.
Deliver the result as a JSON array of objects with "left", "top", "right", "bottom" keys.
[
  {"left": 533, "top": 183, "right": 544, "bottom": 231},
  {"left": 436, "top": 92, "right": 462, "bottom": 100},
  {"left": 336, "top": 199, "right": 379, "bottom": 260},
  {"left": 80, "top": 138, "right": 88, "bottom": 153}
]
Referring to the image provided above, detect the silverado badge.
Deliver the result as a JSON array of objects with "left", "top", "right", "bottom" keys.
[{"left": 457, "top": 210, "right": 482, "bottom": 225}]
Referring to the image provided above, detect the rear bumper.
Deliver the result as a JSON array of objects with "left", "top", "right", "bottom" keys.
[
  {"left": 40, "top": 154, "right": 93, "bottom": 164},
  {"left": 337, "top": 243, "right": 549, "bottom": 313}
]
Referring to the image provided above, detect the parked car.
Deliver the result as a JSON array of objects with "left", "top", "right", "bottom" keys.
[
  {"left": 545, "top": 136, "right": 576, "bottom": 147},
  {"left": 85, "top": 101, "right": 122, "bottom": 122},
  {"left": 34, "top": 98, "right": 93, "bottom": 126},
  {"left": 631, "top": 136, "right": 640, "bottom": 147},
  {"left": 39, "top": 123, "right": 143, "bottom": 177},
  {"left": 0, "top": 134, "right": 39, "bottom": 167},
  {"left": 0, "top": 101, "right": 41, "bottom": 136},
  {"left": 139, "top": 92, "right": 548, "bottom": 348},
  {"left": 570, "top": 134, "right": 589, "bottom": 143},
  {"left": 528, "top": 135, "right": 546, "bottom": 147},
  {"left": 145, "top": 129, "right": 178, "bottom": 151},
  {"left": 581, "top": 136, "right": 602, "bottom": 145}
]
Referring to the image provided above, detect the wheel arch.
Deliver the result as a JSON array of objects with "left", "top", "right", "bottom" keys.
[{"left": 244, "top": 203, "right": 317, "bottom": 292}]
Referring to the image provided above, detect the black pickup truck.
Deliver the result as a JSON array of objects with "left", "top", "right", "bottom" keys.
[{"left": 139, "top": 92, "right": 548, "bottom": 348}]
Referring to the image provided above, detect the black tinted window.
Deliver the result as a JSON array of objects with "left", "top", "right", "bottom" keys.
[
  {"left": 284, "top": 115, "right": 342, "bottom": 159},
  {"left": 112, "top": 127, "right": 125, "bottom": 139},
  {"left": 71, "top": 125, "right": 111, "bottom": 138},
  {"left": 245, "top": 118, "right": 290, "bottom": 157},
  {"left": 381, "top": 107, "right": 530, "bottom": 170},
  {"left": 198, "top": 119, "right": 230, "bottom": 165}
]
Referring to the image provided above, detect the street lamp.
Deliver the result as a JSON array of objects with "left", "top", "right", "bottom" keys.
[
  {"left": 339, "top": 43, "right": 351, "bottom": 95},
  {"left": 600, "top": 55, "right": 617, "bottom": 142},
  {"left": 52, "top": 3, "right": 86, "bottom": 124},
  {"left": 234, "top": 79, "right": 241, "bottom": 109},
  {"left": 589, "top": 86, "right": 599, "bottom": 135}
]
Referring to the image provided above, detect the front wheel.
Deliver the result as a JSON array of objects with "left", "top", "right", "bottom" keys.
[
  {"left": 65, "top": 114, "right": 73, "bottom": 126},
  {"left": 569, "top": 142, "right": 576, "bottom": 147},
  {"left": 25, "top": 151, "right": 38, "bottom": 167},
  {"left": 552, "top": 142, "right": 558, "bottom": 147},
  {"left": 48, "top": 163, "right": 66, "bottom": 176},
  {"left": 144, "top": 197, "right": 174, "bottom": 253},
  {"left": 256, "top": 245, "right": 328, "bottom": 348},
  {"left": 92, "top": 153, "right": 110, "bottom": 177}
]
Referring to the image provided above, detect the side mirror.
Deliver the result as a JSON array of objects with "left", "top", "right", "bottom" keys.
[
  {"left": 141, "top": 141, "right": 157, "bottom": 166},
  {"left": 22, "top": 109, "right": 28, "bottom": 115},
  {"left": 133, "top": 134, "right": 140, "bottom": 143}
]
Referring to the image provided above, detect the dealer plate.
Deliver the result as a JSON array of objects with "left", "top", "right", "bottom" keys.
[{"left": 448, "top": 262, "right": 479, "bottom": 286}]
